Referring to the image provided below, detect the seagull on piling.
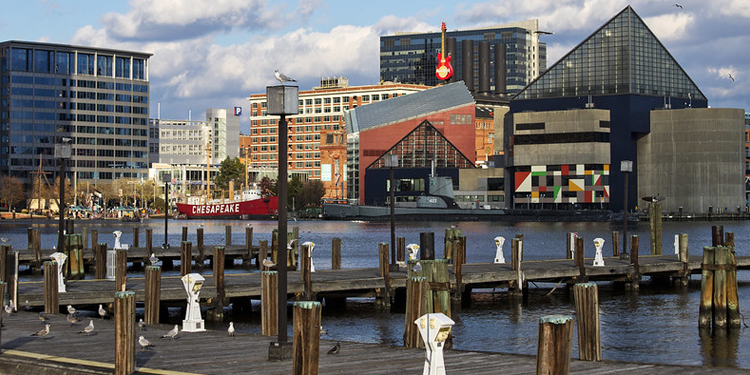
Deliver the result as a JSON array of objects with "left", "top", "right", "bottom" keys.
[
  {"left": 98, "top": 304, "right": 107, "bottom": 319},
  {"left": 327, "top": 342, "right": 341, "bottom": 355},
  {"left": 274, "top": 70, "right": 296, "bottom": 84},
  {"left": 138, "top": 318, "right": 146, "bottom": 332},
  {"left": 139, "top": 336, "right": 154, "bottom": 351},
  {"left": 227, "top": 322, "right": 235, "bottom": 338},
  {"left": 149, "top": 253, "right": 159, "bottom": 266},
  {"left": 161, "top": 325, "right": 179, "bottom": 340},
  {"left": 412, "top": 261, "right": 422, "bottom": 273},
  {"left": 67, "top": 305, "right": 76, "bottom": 316},
  {"left": 31, "top": 324, "right": 51, "bottom": 339},
  {"left": 262, "top": 258, "right": 276, "bottom": 270},
  {"left": 79, "top": 320, "right": 94, "bottom": 335}
]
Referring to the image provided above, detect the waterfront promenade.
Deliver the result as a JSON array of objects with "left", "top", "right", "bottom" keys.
[{"left": 1, "top": 310, "right": 750, "bottom": 374}]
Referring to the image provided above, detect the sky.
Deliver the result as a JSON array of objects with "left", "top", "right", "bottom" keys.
[{"left": 2, "top": 0, "right": 748, "bottom": 133}]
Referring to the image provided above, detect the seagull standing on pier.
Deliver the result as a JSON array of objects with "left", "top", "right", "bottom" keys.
[
  {"left": 38, "top": 312, "right": 49, "bottom": 322},
  {"left": 32, "top": 324, "right": 51, "bottom": 338},
  {"left": 79, "top": 320, "right": 94, "bottom": 335},
  {"left": 98, "top": 304, "right": 107, "bottom": 319},
  {"left": 139, "top": 336, "right": 154, "bottom": 351},
  {"left": 67, "top": 313, "right": 81, "bottom": 325},
  {"left": 327, "top": 342, "right": 341, "bottom": 355},
  {"left": 67, "top": 305, "right": 77, "bottom": 316},
  {"left": 138, "top": 318, "right": 146, "bottom": 332},
  {"left": 274, "top": 70, "right": 296, "bottom": 84},
  {"left": 227, "top": 322, "right": 235, "bottom": 338},
  {"left": 4, "top": 304, "right": 13, "bottom": 315},
  {"left": 161, "top": 325, "right": 179, "bottom": 340},
  {"left": 23, "top": 300, "right": 31, "bottom": 311}
]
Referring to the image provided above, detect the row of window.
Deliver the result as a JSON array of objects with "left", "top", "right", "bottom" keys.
[
  {"left": 8, "top": 76, "right": 148, "bottom": 92},
  {"left": 10, "top": 47, "right": 146, "bottom": 80}
]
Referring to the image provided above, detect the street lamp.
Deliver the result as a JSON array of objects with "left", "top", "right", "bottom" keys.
[
  {"left": 385, "top": 154, "right": 398, "bottom": 271},
  {"left": 620, "top": 160, "right": 632, "bottom": 259},
  {"left": 162, "top": 173, "right": 172, "bottom": 249},
  {"left": 55, "top": 137, "right": 72, "bottom": 251},
  {"left": 266, "top": 83, "right": 298, "bottom": 361}
]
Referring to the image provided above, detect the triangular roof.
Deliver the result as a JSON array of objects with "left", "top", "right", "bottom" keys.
[
  {"left": 345, "top": 81, "right": 475, "bottom": 134},
  {"left": 366, "top": 120, "right": 475, "bottom": 170},
  {"left": 514, "top": 6, "right": 706, "bottom": 101}
]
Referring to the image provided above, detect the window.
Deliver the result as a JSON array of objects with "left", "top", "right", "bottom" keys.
[
  {"left": 115, "top": 57, "right": 130, "bottom": 78},
  {"left": 97, "top": 55, "right": 113, "bottom": 76},
  {"left": 133, "top": 59, "right": 145, "bottom": 80},
  {"left": 34, "top": 50, "right": 53, "bottom": 73},
  {"left": 77, "top": 53, "right": 95, "bottom": 75}
]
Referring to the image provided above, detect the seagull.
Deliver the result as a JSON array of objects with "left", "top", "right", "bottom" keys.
[
  {"left": 0, "top": 237, "right": 8, "bottom": 243},
  {"left": 8, "top": 299, "right": 16, "bottom": 312},
  {"left": 161, "top": 325, "right": 179, "bottom": 340},
  {"left": 729, "top": 73, "right": 735, "bottom": 82},
  {"left": 4, "top": 304, "right": 13, "bottom": 315},
  {"left": 31, "top": 324, "right": 51, "bottom": 338},
  {"left": 67, "top": 305, "right": 76, "bottom": 315},
  {"left": 38, "top": 312, "right": 49, "bottom": 322},
  {"left": 262, "top": 259, "right": 276, "bottom": 270},
  {"left": 674, "top": 3, "right": 682, "bottom": 9},
  {"left": 138, "top": 318, "right": 146, "bottom": 332},
  {"left": 149, "top": 253, "right": 159, "bottom": 266},
  {"left": 327, "top": 342, "right": 341, "bottom": 355},
  {"left": 412, "top": 261, "right": 422, "bottom": 273},
  {"left": 287, "top": 238, "right": 298, "bottom": 250},
  {"left": 79, "top": 319, "right": 94, "bottom": 335},
  {"left": 139, "top": 336, "right": 154, "bottom": 351},
  {"left": 274, "top": 70, "right": 296, "bottom": 84},
  {"left": 98, "top": 304, "right": 107, "bottom": 319},
  {"left": 227, "top": 322, "right": 235, "bottom": 338},
  {"left": 23, "top": 300, "right": 31, "bottom": 311},
  {"left": 320, "top": 326, "right": 328, "bottom": 335},
  {"left": 66, "top": 313, "right": 81, "bottom": 325}
]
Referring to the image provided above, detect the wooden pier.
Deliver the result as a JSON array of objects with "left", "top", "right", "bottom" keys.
[{"left": 2, "top": 310, "right": 750, "bottom": 375}]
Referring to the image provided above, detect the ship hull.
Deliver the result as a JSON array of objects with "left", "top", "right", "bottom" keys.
[{"left": 176, "top": 196, "right": 278, "bottom": 219}]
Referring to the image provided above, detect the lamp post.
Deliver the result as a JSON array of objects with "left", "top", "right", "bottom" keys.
[
  {"left": 55, "top": 137, "right": 72, "bottom": 251},
  {"left": 620, "top": 160, "right": 632, "bottom": 259},
  {"left": 162, "top": 173, "right": 172, "bottom": 249},
  {"left": 385, "top": 154, "right": 398, "bottom": 271},
  {"left": 266, "top": 83, "right": 298, "bottom": 360}
]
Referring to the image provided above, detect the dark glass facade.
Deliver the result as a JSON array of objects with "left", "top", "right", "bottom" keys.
[
  {"left": 380, "top": 23, "right": 547, "bottom": 93},
  {"left": 0, "top": 41, "right": 151, "bottom": 183}
]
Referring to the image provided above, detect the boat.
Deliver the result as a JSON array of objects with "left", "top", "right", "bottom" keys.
[{"left": 175, "top": 189, "right": 278, "bottom": 219}]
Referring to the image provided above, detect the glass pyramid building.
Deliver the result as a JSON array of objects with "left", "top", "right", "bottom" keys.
[{"left": 515, "top": 5, "right": 705, "bottom": 102}]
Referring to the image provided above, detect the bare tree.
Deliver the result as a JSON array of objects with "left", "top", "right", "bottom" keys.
[{"left": 0, "top": 176, "right": 25, "bottom": 211}]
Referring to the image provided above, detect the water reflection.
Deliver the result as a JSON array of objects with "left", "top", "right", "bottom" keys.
[{"left": 700, "top": 328, "right": 740, "bottom": 367}]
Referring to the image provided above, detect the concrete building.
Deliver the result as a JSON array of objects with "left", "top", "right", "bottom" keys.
[
  {"left": 380, "top": 20, "right": 548, "bottom": 94},
  {"left": 206, "top": 108, "right": 240, "bottom": 162},
  {"left": 148, "top": 118, "right": 208, "bottom": 165},
  {"left": 506, "top": 6, "right": 744, "bottom": 213},
  {"left": 639, "top": 108, "right": 745, "bottom": 214},
  {"left": 247, "top": 77, "right": 428, "bottom": 198},
  {"left": 0, "top": 40, "right": 151, "bottom": 184}
]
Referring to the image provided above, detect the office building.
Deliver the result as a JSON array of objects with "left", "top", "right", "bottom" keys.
[
  {"left": 0, "top": 40, "right": 151, "bottom": 184},
  {"left": 380, "top": 20, "right": 547, "bottom": 94}
]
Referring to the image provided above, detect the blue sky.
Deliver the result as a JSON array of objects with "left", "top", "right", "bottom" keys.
[{"left": 2, "top": 0, "right": 748, "bottom": 133}]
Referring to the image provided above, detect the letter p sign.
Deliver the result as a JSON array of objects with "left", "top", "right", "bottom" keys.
[{"left": 234, "top": 106, "right": 242, "bottom": 116}]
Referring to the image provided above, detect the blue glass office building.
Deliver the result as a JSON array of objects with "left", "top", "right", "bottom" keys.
[
  {"left": 0, "top": 41, "right": 151, "bottom": 184},
  {"left": 380, "top": 20, "right": 547, "bottom": 93}
]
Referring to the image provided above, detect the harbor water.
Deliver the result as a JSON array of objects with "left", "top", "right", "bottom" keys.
[{"left": 1, "top": 218, "right": 750, "bottom": 368}]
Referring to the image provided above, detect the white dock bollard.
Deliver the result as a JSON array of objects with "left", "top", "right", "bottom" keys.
[
  {"left": 493, "top": 236, "right": 505, "bottom": 264},
  {"left": 592, "top": 238, "right": 605, "bottom": 267},
  {"left": 302, "top": 241, "right": 315, "bottom": 272},
  {"left": 181, "top": 273, "right": 206, "bottom": 332},
  {"left": 407, "top": 244, "right": 420, "bottom": 260},
  {"left": 49, "top": 252, "right": 67, "bottom": 292},
  {"left": 416, "top": 313, "right": 454, "bottom": 375}
]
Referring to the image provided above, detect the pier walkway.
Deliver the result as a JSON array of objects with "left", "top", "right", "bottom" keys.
[{"left": 1, "top": 311, "right": 749, "bottom": 374}]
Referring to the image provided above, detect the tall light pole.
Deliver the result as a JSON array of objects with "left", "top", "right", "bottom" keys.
[
  {"left": 266, "top": 83, "right": 298, "bottom": 360},
  {"left": 162, "top": 173, "right": 172, "bottom": 249},
  {"left": 385, "top": 154, "right": 398, "bottom": 271},
  {"left": 620, "top": 160, "right": 632, "bottom": 259},
  {"left": 55, "top": 137, "right": 72, "bottom": 251}
]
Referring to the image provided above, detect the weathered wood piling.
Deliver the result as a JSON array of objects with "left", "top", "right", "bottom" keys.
[
  {"left": 116, "top": 248, "right": 127, "bottom": 292},
  {"left": 536, "top": 315, "right": 574, "bottom": 375},
  {"left": 43, "top": 261, "right": 58, "bottom": 314},
  {"left": 114, "top": 290, "right": 136, "bottom": 375},
  {"left": 209, "top": 246, "right": 225, "bottom": 321},
  {"left": 292, "top": 301, "right": 322, "bottom": 375},
  {"left": 180, "top": 241, "right": 192, "bottom": 276},
  {"left": 144, "top": 265, "right": 161, "bottom": 325},
  {"left": 261, "top": 271, "right": 278, "bottom": 336},
  {"left": 573, "top": 283, "right": 600, "bottom": 361},
  {"left": 331, "top": 238, "right": 341, "bottom": 270},
  {"left": 403, "top": 276, "right": 427, "bottom": 348}
]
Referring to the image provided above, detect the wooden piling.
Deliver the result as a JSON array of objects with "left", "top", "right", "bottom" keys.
[
  {"left": 713, "top": 247, "right": 728, "bottom": 330},
  {"left": 377, "top": 242, "right": 391, "bottom": 308},
  {"left": 116, "top": 249, "right": 127, "bottom": 292},
  {"left": 210, "top": 246, "right": 225, "bottom": 322},
  {"left": 94, "top": 243, "right": 107, "bottom": 279},
  {"left": 28, "top": 228, "right": 42, "bottom": 272},
  {"left": 144, "top": 265, "right": 161, "bottom": 325},
  {"left": 133, "top": 227, "right": 139, "bottom": 248},
  {"left": 114, "top": 290, "right": 136, "bottom": 375},
  {"left": 678, "top": 233, "right": 689, "bottom": 286},
  {"left": 611, "top": 231, "right": 620, "bottom": 257},
  {"left": 43, "top": 261, "right": 58, "bottom": 314},
  {"left": 197, "top": 227, "right": 205, "bottom": 266},
  {"left": 536, "top": 315, "right": 574, "bottom": 375},
  {"left": 0, "top": 281, "right": 4, "bottom": 343},
  {"left": 699, "top": 246, "right": 715, "bottom": 328},
  {"left": 271, "top": 229, "right": 279, "bottom": 265},
  {"left": 397, "top": 236, "right": 405, "bottom": 265},
  {"left": 0, "top": 245, "right": 7, "bottom": 283},
  {"left": 649, "top": 202, "right": 663, "bottom": 255},
  {"left": 724, "top": 233, "right": 741, "bottom": 328},
  {"left": 4, "top": 250, "right": 19, "bottom": 312},
  {"left": 91, "top": 229, "right": 98, "bottom": 254},
  {"left": 575, "top": 236, "right": 586, "bottom": 282},
  {"left": 453, "top": 236, "right": 466, "bottom": 300},
  {"left": 182, "top": 226, "right": 188, "bottom": 242},
  {"left": 573, "top": 283, "right": 601, "bottom": 361},
  {"left": 65, "top": 234, "right": 85, "bottom": 280},
  {"left": 331, "top": 238, "right": 341, "bottom": 270},
  {"left": 261, "top": 271, "right": 278, "bottom": 336},
  {"left": 259, "top": 240, "right": 269, "bottom": 269},
  {"left": 630, "top": 234, "right": 640, "bottom": 274},
  {"left": 180, "top": 241, "right": 192, "bottom": 276},
  {"left": 511, "top": 238, "right": 524, "bottom": 294},
  {"left": 301, "top": 243, "right": 313, "bottom": 300},
  {"left": 566, "top": 232, "right": 575, "bottom": 259},
  {"left": 292, "top": 301, "right": 322, "bottom": 375},
  {"left": 403, "top": 276, "right": 427, "bottom": 348},
  {"left": 225, "top": 225, "right": 232, "bottom": 247},
  {"left": 245, "top": 226, "right": 253, "bottom": 265},
  {"left": 420, "top": 232, "right": 435, "bottom": 260},
  {"left": 146, "top": 228, "right": 152, "bottom": 254}
]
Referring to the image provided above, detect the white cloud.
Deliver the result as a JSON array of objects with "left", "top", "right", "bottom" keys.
[{"left": 643, "top": 13, "right": 694, "bottom": 42}]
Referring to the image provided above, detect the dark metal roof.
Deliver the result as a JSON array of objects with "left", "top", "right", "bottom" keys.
[{"left": 346, "top": 81, "right": 475, "bottom": 133}]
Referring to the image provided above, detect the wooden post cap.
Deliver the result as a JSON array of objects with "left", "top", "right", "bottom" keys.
[
  {"left": 145, "top": 265, "right": 161, "bottom": 271},
  {"left": 115, "top": 290, "right": 136, "bottom": 299},
  {"left": 293, "top": 301, "right": 321, "bottom": 309},
  {"left": 262, "top": 271, "right": 278, "bottom": 276},
  {"left": 574, "top": 282, "right": 597, "bottom": 289},
  {"left": 540, "top": 315, "right": 573, "bottom": 325}
]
